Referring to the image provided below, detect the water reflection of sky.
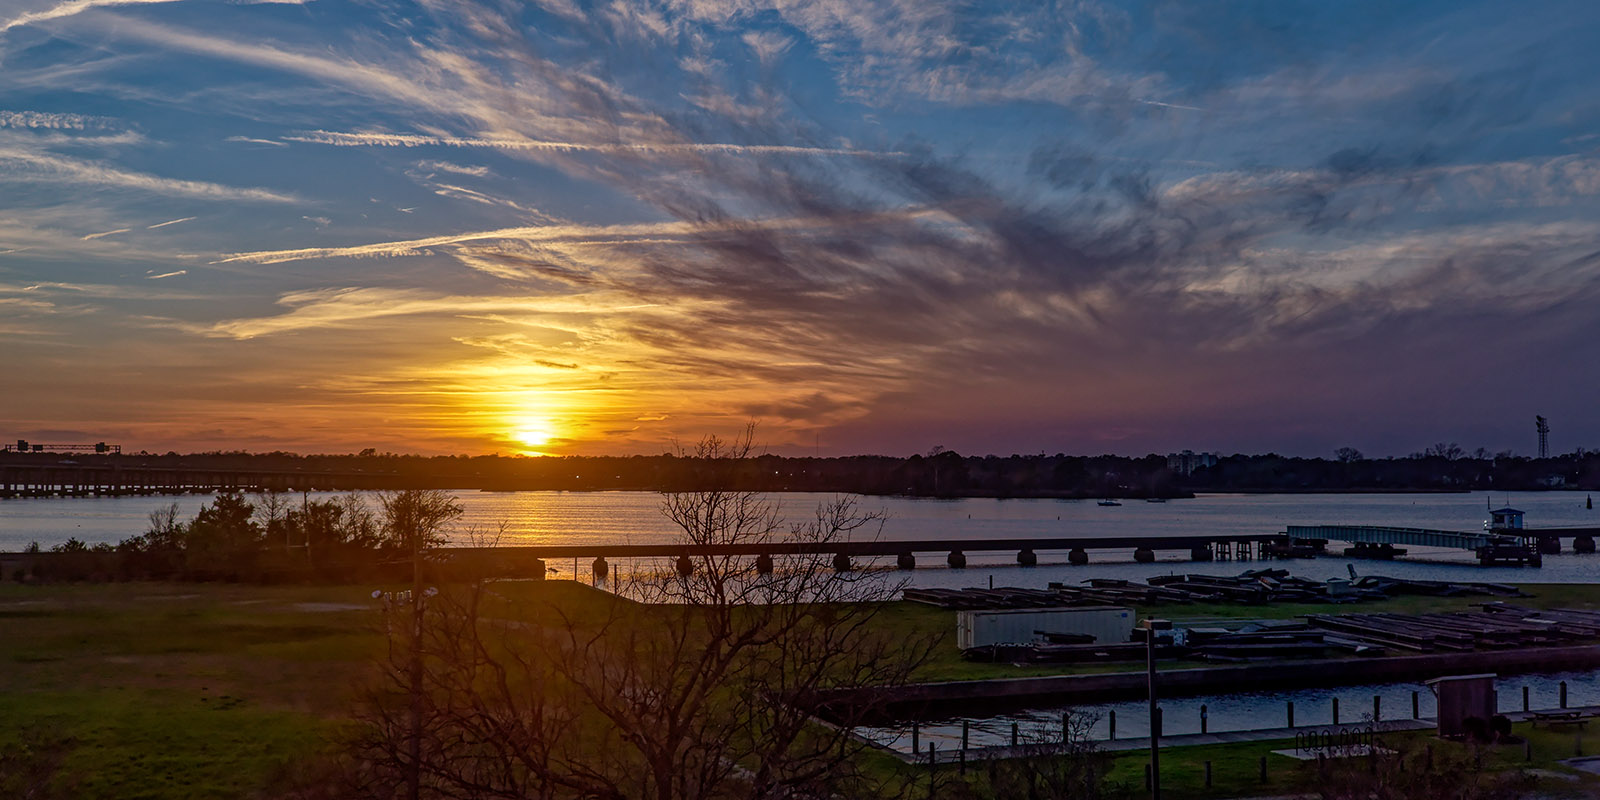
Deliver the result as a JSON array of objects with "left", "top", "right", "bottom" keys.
[
  {"left": 7, "top": 490, "right": 1599, "bottom": 585},
  {"left": 865, "top": 670, "right": 1600, "bottom": 753}
]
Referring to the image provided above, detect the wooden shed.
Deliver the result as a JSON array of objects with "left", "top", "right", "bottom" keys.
[{"left": 1426, "top": 674, "right": 1497, "bottom": 738}]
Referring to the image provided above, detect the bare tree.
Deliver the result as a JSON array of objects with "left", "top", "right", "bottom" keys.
[
  {"left": 1423, "top": 442, "right": 1465, "bottom": 461},
  {"left": 378, "top": 489, "right": 465, "bottom": 800},
  {"left": 348, "top": 431, "right": 935, "bottom": 800},
  {"left": 253, "top": 490, "right": 293, "bottom": 556},
  {"left": 1306, "top": 739, "right": 1532, "bottom": 800},
  {"left": 982, "top": 715, "right": 1118, "bottom": 800}
]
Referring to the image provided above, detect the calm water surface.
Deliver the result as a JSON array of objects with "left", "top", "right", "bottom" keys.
[{"left": 5, "top": 489, "right": 1598, "bottom": 585}]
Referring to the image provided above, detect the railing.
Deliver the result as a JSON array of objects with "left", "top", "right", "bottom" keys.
[{"left": 1287, "top": 524, "right": 1517, "bottom": 551}]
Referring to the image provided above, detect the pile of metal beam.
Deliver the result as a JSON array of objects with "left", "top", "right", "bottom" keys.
[
  {"left": 961, "top": 641, "right": 1182, "bottom": 664},
  {"left": 902, "top": 570, "right": 1526, "bottom": 611},
  {"left": 1185, "top": 625, "right": 1340, "bottom": 661},
  {"left": 955, "top": 606, "right": 1600, "bottom": 665},
  {"left": 1351, "top": 576, "right": 1524, "bottom": 597},
  {"left": 901, "top": 586, "right": 1092, "bottom": 609},
  {"left": 1302, "top": 606, "right": 1600, "bottom": 653},
  {"left": 1146, "top": 569, "right": 1388, "bottom": 604}
]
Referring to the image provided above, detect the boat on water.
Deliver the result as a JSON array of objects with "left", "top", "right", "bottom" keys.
[
  {"left": 1097, "top": 499, "right": 1122, "bottom": 507},
  {"left": 1146, "top": 498, "right": 1167, "bottom": 503}
]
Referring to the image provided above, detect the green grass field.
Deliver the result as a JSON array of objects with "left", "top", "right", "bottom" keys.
[
  {"left": 6, "top": 579, "right": 1600, "bottom": 798},
  {"left": 0, "top": 582, "right": 382, "bottom": 799}
]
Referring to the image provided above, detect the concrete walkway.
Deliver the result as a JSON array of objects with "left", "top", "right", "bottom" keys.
[
  {"left": 1098, "top": 719, "right": 1433, "bottom": 753},
  {"left": 887, "top": 704, "right": 1600, "bottom": 764}
]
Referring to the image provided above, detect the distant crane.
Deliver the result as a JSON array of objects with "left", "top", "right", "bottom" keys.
[{"left": 1536, "top": 415, "right": 1550, "bottom": 459}]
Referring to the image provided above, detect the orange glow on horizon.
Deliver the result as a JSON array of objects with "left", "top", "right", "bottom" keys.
[{"left": 513, "top": 419, "right": 556, "bottom": 450}]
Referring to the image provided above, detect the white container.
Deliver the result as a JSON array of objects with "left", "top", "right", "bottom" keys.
[{"left": 956, "top": 607, "right": 1135, "bottom": 650}]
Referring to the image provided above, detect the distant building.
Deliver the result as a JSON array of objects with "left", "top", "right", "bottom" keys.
[
  {"left": 1487, "top": 506, "right": 1525, "bottom": 531},
  {"left": 1166, "top": 450, "right": 1218, "bottom": 475}
]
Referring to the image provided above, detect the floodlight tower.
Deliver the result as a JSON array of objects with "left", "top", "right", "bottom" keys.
[{"left": 1536, "top": 415, "right": 1550, "bottom": 459}]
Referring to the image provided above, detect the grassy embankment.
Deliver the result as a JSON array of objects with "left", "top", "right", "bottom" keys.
[{"left": 8, "top": 580, "right": 1600, "bottom": 798}]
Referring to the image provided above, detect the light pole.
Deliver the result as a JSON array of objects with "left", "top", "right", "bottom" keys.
[{"left": 1143, "top": 617, "right": 1172, "bottom": 800}]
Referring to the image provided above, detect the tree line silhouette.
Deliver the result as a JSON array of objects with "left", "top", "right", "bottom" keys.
[{"left": 7, "top": 445, "right": 1600, "bottom": 497}]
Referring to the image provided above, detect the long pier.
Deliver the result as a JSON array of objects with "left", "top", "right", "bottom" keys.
[{"left": 440, "top": 534, "right": 1291, "bottom": 576}]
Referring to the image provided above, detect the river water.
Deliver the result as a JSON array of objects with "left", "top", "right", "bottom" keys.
[{"left": 5, "top": 489, "right": 1598, "bottom": 585}]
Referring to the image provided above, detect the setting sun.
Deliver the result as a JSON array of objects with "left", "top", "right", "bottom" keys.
[{"left": 512, "top": 419, "right": 557, "bottom": 450}]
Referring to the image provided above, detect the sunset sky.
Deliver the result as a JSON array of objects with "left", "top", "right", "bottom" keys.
[{"left": 3, "top": 0, "right": 1599, "bottom": 458}]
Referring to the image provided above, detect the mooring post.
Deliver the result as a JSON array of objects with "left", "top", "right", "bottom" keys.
[
  {"left": 1200, "top": 704, "right": 1208, "bottom": 734},
  {"left": 911, "top": 722, "right": 919, "bottom": 753},
  {"left": 961, "top": 719, "right": 970, "bottom": 750},
  {"left": 928, "top": 741, "right": 936, "bottom": 768},
  {"left": 1374, "top": 695, "right": 1381, "bottom": 722},
  {"left": 1204, "top": 761, "right": 1212, "bottom": 789},
  {"left": 1155, "top": 705, "right": 1163, "bottom": 737},
  {"left": 1108, "top": 710, "right": 1116, "bottom": 740},
  {"left": 1562, "top": 681, "right": 1569, "bottom": 709},
  {"left": 1412, "top": 690, "right": 1420, "bottom": 719},
  {"left": 1062, "top": 711, "right": 1070, "bottom": 743},
  {"left": 1333, "top": 697, "right": 1340, "bottom": 725},
  {"left": 1287, "top": 700, "right": 1295, "bottom": 728},
  {"left": 1523, "top": 685, "right": 1530, "bottom": 712},
  {"left": 1011, "top": 721, "right": 1019, "bottom": 747}
]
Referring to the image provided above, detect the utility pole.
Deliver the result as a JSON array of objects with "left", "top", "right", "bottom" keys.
[
  {"left": 1143, "top": 618, "right": 1172, "bottom": 800},
  {"left": 1536, "top": 415, "right": 1550, "bottom": 459}
]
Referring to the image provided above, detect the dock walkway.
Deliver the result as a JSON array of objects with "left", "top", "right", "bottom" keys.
[{"left": 888, "top": 705, "right": 1600, "bottom": 764}]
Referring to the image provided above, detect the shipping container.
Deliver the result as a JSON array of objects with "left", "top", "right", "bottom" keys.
[{"left": 956, "top": 606, "right": 1135, "bottom": 650}]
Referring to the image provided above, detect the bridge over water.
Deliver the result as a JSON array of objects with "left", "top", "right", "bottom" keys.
[
  {"left": 442, "top": 533, "right": 1293, "bottom": 577},
  {"left": 1284, "top": 524, "right": 1582, "bottom": 566}
]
